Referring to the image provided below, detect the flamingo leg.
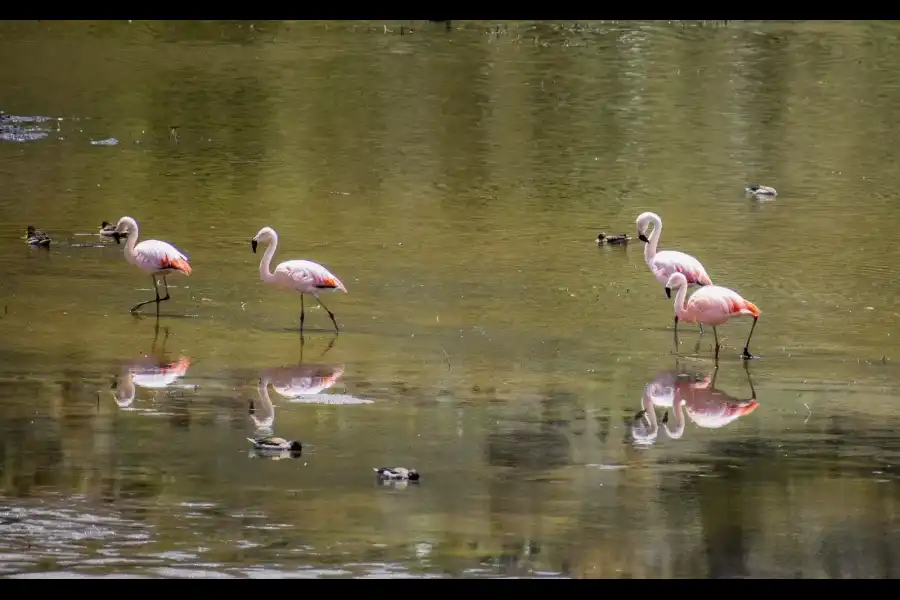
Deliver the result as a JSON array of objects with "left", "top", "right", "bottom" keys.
[
  {"left": 130, "top": 275, "right": 161, "bottom": 314},
  {"left": 299, "top": 294, "right": 306, "bottom": 333},
  {"left": 314, "top": 293, "right": 340, "bottom": 334},
  {"left": 741, "top": 317, "right": 759, "bottom": 360},
  {"left": 712, "top": 326, "right": 720, "bottom": 359},
  {"left": 160, "top": 276, "right": 171, "bottom": 302}
]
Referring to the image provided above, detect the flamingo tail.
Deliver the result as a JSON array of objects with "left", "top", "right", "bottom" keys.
[
  {"left": 743, "top": 300, "right": 761, "bottom": 317},
  {"left": 162, "top": 256, "right": 192, "bottom": 275}
]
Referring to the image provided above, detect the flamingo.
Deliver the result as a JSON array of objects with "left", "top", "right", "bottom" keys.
[
  {"left": 636, "top": 212, "right": 713, "bottom": 289},
  {"left": 112, "top": 216, "right": 192, "bottom": 314},
  {"left": 251, "top": 226, "right": 347, "bottom": 334},
  {"left": 636, "top": 211, "right": 712, "bottom": 333},
  {"left": 665, "top": 271, "right": 761, "bottom": 360}
]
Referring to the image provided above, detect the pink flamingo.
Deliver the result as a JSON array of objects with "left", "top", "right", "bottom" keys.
[
  {"left": 251, "top": 226, "right": 347, "bottom": 334},
  {"left": 637, "top": 211, "right": 712, "bottom": 334},
  {"left": 636, "top": 211, "right": 713, "bottom": 290},
  {"left": 665, "top": 271, "right": 761, "bottom": 360},
  {"left": 113, "top": 216, "right": 192, "bottom": 314}
]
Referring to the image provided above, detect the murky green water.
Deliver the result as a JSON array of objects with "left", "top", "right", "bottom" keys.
[{"left": 2, "top": 19, "right": 900, "bottom": 578}]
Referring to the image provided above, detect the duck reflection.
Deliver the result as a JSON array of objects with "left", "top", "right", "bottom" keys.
[
  {"left": 632, "top": 361, "right": 758, "bottom": 444},
  {"left": 111, "top": 324, "right": 193, "bottom": 409}
]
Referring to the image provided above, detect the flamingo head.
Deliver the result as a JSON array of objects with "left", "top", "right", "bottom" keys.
[
  {"left": 26, "top": 225, "right": 35, "bottom": 236},
  {"left": 635, "top": 211, "right": 660, "bottom": 243},
  {"left": 664, "top": 272, "right": 688, "bottom": 298},
  {"left": 113, "top": 216, "right": 137, "bottom": 244},
  {"left": 252, "top": 226, "right": 277, "bottom": 253}
]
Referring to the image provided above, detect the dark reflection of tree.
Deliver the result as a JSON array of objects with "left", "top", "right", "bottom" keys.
[{"left": 681, "top": 438, "right": 776, "bottom": 578}]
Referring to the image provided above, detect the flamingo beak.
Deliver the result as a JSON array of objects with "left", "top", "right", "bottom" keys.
[
  {"left": 639, "top": 233, "right": 650, "bottom": 243},
  {"left": 251, "top": 239, "right": 258, "bottom": 253},
  {"left": 112, "top": 232, "right": 122, "bottom": 244},
  {"left": 665, "top": 287, "right": 672, "bottom": 299}
]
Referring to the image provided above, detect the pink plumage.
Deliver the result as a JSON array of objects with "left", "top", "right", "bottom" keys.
[
  {"left": 251, "top": 226, "right": 347, "bottom": 334},
  {"left": 131, "top": 239, "right": 192, "bottom": 276},
  {"left": 665, "top": 271, "right": 761, "bottom": 360},
  {"left": 272, "top": 259, "right": 346, "bottom": 294},
  {"left": 636, "top": 211, "right": 712, "bottom": 288},
  {"left": 113, "top": 216, "right": 192, "bottom": 314}
]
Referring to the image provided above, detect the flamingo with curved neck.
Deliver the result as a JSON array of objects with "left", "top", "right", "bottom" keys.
[
  {"left": 665, "top": 271, "right": 761, "bottom": 360},
  {"left": 636, "top": 211, "right": 712, "bottom": 288},
  {"left": 251, "top": 226, "right": 347, "bottom": 334},
  {"left": 113, "top": 216, "right": 192, "bottom": 314}
]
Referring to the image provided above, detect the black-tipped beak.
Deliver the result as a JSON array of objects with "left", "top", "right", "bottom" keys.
[
  {"left": 112, "top": 232, "right": 122, "bottom": 244},
  {"left": 665, "top": 287, "right": 672, "bottom": 299},
  {"left": 638, "top": 233, "right": 649, "bottom": 243},
  {"left": 251, "top": 239, "right": 258, "bottom": 253}
]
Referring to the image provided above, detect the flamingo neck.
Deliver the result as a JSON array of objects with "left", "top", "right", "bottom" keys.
[
  {"left": 673, "top": 284, "right": 689, "bottom": 320},
  {"left": 259, "top": 235, "right": 279, "bottom": 283},
  {"left": 123, "top": 224, "right": 139, "bottom": 263},
  {"left": 115, "top": 375, "right": 136, "bottom": 408},
  {"left": 663, "top": 398, "right": 686, "bottom": 439},
  {"left": 644, "top": 215, "right": 662, "bottom": 263},
  {"left": 252, "top": 379, "right": 275, "bottom": 430}
]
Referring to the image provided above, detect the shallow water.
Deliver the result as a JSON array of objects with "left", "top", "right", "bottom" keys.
[{"left": 1, "top": 20, "right": 900, "bottom": 578}]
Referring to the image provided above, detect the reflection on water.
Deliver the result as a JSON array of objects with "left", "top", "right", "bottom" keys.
[
  {"left": 3, "top": 19, "right": 900, "bottom": 578},
  {"left": 112, "top": 324, "right": 195, "bottom": 410},
  {"left": 632, "top": 361, "right": 758, "bottom": 444}
]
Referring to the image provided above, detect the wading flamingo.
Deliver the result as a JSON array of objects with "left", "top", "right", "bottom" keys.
[
  {"left": 113, "top": 216, "right": 192, "bottom": 314},
  {"left": 636, "top": 212, "right": 713, "bottom": 290},
  {"left": 636, "top": 211, "right": 712, "bottom": 333},
  {"left": 251, "top": 226, "right": 347, "bottom": 334},
  {"left": 665, "top": 271, "right": 760, "bottom": 360}
]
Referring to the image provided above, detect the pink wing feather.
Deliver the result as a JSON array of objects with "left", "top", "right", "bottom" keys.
[
  {"left": 134, "top": 240, "right": 192, "bottom": 275},
  {"left": 275, "top": 259, "right": 347, "bottom": 293}
]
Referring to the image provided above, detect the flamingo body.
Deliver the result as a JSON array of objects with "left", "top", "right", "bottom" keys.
[
  {"left": 269, "top": 259, "right": 346, "bottom": 294},
  {"left": 130, "top": 239, "right": 192, "bottom": 276}
]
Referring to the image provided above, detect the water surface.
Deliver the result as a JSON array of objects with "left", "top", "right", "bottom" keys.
[{"left": 1, "top": 19, "right": 900, "bottom": 578}]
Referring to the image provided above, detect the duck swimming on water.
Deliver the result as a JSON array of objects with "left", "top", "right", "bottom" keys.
[
  {"left": 247, "top": 436, "right": 302, "bottom": 453},
  {"left": 100, "top": 221, "right": 128, "bottom": 237},
  {"left": 25, "top": 225, "right": 51, "bottom": 247},
  {"left": 745, "top": 184, "right": 777, "bottom": 198},
  {"left": 596, "top": 232, "right": 631, "bottom": 246},
  {"left": 374, "top": 467, "right": 420, "bottom": 481}
]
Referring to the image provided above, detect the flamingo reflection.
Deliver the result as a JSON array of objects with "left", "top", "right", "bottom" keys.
[
  {"left": 247, "top": 381, "right": 303, "bottom": 460},
  {"left": 111, "top": 324, "right": 193, "bottom": 408},
  {"left": 632, "top": 362, "right": 758, "bottom": 444}
]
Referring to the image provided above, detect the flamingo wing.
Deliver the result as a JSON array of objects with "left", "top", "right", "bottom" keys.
[
  {"left": 274, "top": 259, "right": 347, "bottom": 293},
  {"left": 134, "top": 240, "right": 192, "bottom": 275}
]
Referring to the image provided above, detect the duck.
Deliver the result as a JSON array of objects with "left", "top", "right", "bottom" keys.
[
  {"left": 25, "top": 225, "right": 51, "bottom": 247},
  {"left": 247, "top": 436, "right": 302, "bottom": 453},
  {"left": 596, "top": 232, "right": 631, "bottom": 246},
  {"left": 745, "top": 184, "right": 777, "bottom": 198},
  {"left": 100, "top": 220, "right": 128, "bottom": 237},
  {"left": 373, "top": 467, "right": 420, "bottom": 481}
]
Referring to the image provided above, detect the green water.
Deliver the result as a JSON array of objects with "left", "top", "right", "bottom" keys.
[{"left": 1, "top": 20, "right": 900, "bottom": 578}]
